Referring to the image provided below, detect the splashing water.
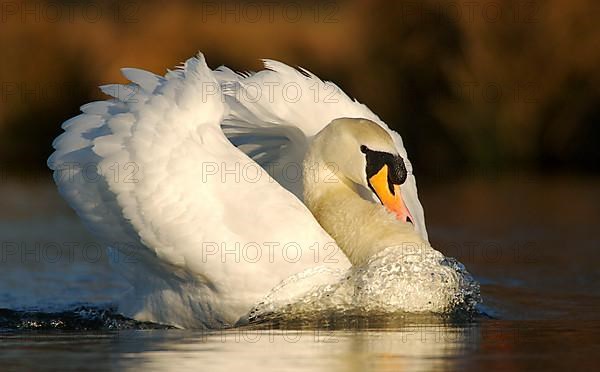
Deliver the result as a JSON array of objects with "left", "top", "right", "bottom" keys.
[
  {"left": 0, "top": 306, "right": 174, "bottom": 331},
  {"left": 246, "top": 246, "right": 480, "bottom": 325}
]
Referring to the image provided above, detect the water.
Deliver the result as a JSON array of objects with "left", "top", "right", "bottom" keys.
[
  {"left": 1, "top": 175, "right": 599, "bottom": 370},
  {"left": 245, "top": 252, "right": 480, "bottom": 324}
]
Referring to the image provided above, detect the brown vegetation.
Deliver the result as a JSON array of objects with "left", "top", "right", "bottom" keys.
[{"left": 1, "top": 0, "right": 598, "bottom": 178}]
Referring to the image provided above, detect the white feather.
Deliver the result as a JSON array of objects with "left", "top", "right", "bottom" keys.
[
  {"left": 218, "top": 59, "right": 428, "bottom": 240},
  {"left": 48, "top": 52, "right": 428, "bottom": 328}
]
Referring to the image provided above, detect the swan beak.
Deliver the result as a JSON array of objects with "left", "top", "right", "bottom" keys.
[{"left": 368, "top": 165, "right": 414, "bottom": 223}]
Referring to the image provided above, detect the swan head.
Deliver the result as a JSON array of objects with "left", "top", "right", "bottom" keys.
[
  {"left": 304, "top": 118, "right": 413, "bottom": 224},
  {"left": 303, "top": 118, "right": 424, "bottom": 265}
]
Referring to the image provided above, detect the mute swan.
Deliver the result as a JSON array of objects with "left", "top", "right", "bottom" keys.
[{"left": 48, "top": 53, "right": 475, "bottom": 328}]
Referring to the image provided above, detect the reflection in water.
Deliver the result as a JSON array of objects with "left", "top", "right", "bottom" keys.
[
  {"left": 3, "top": 320, "right": 599, "bottom": 371},
  {"left": 0, "top": 312, "right": 480, "bottom": 371},
  {"left": 110, "top": 321, "right": 479, "bottom": 372}
]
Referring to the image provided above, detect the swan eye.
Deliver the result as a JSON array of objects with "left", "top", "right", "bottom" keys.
[{"left": 360, "top": 146, "right": 408, "bottom": 193}]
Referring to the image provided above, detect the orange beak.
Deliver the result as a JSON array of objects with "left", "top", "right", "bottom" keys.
[{"left": 368, "top": 164, "right": 413, "bottom": 223}]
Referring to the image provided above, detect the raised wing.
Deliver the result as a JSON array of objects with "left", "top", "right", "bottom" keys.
[
  {"left": 48, "top": 54, "right": 349, "bottom": 328},
  {"left": 216, "top": 61, "right": 429, "bottom": 241}
]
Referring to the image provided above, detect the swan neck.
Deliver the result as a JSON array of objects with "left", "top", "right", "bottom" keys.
[{"left": 302, "top": 157, "right": 426, "bottom": 265}]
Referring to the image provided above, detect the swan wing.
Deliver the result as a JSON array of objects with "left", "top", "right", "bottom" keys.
[
  {"left": 217, "top": 61, "right": 429, "bottom": 241},
  {"left": 48, "top": 54, "right": 349, "bottom": 328}
]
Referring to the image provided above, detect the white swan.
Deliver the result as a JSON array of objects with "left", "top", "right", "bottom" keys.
[{"left": 48, "top": 53, "right": 467, "bottom": 329}]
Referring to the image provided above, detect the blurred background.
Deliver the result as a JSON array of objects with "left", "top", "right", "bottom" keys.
[
  {"left": 1, "top": 0, "right": 599, "bottom": 320},
  {"left": 2, "top": 0, "right": 599, "bottom": 179}
]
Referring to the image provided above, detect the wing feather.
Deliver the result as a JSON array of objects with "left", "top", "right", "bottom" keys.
[
  {"left": 49, "top": 53, "right": 348, "bottom": 328},
  {"left": 218, "top": 61, "right": 429, "bottom": 240}
]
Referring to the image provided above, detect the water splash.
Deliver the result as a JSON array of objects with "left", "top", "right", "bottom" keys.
[
  {"left": 0, "top": 306, "right": 173, "bottom": 331},
  {"left": 246, "top": 246, "right": 481, "bottom": 325}
]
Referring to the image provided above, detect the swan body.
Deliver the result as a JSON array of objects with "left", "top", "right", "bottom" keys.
[{"left": 48, "top": 53, "right": 442, "bottom": 328}]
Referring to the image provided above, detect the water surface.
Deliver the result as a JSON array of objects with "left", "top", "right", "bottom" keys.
[{"left": 1, "top": 175, "right": 599, "bottom": 370}]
